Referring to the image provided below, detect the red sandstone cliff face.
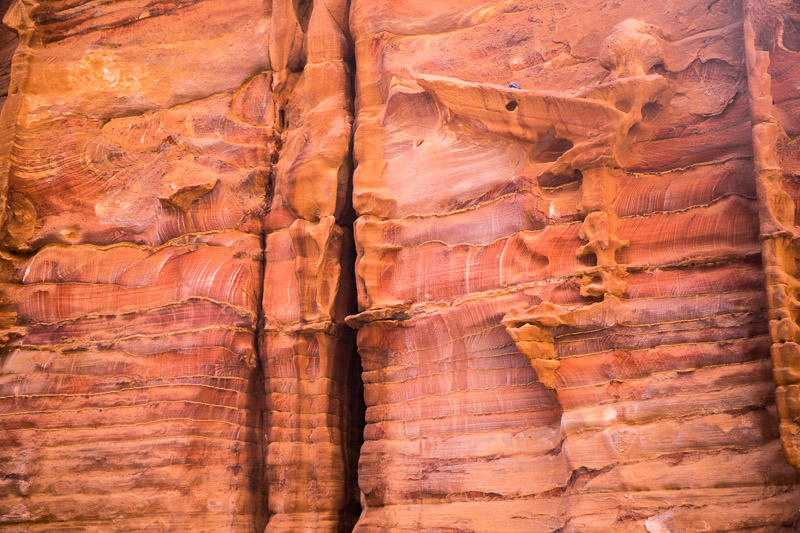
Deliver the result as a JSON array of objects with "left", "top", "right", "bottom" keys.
[
  {"left": 348, "top": 0, "right": 800, "bottom": 530},
  {"left": 0, "top": 0, "right": 361, "bottom": 531},
  {"left": 1, "top": 0, "right": 800, "bottom": 532},
  {"left": 261, "top": 1, "right": 363, "bottom": 530},
  {"left": 0, "top": 0, "right": 15, "bottom": 111},
  {"left": 0, "top": 1, "right": 274, "bottom": 530},
  {"left": 747, "top": 0, "right": 800, "bottom": 474}
]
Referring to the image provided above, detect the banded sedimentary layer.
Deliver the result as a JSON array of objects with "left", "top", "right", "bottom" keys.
[
  {"left": 0, "top": 1, "right": 275, "bottom": 530},
  {"left": 348, "top": 0, "right": 800, "bottom": 530},
  {"left": 0, "top": 0, "right": 361, "bottom": 531},
  {"left": 746, "top": 0, "right": 800, "bottom": 472},
  {"left": 261, "top": 0, "right": 363, "bottom": 530},
  {"left": 1, "top": 0, "right": 800, "bottom": 532}
]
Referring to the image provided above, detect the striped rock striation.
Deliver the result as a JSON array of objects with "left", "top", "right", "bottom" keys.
[
  {"left": 746, "top": 0, "right": 800, "bottom": 472},
  {"left": 261, "top": 0, "right": 363, "bottom": 530},
  {"left": 1, "top": 0, "right": 800, "bottom": 532},
  {"left": 348, "top": 0, "right": 800, "bottom": 531},
  {"left": 0, "top": 0, "right": 361, "bottom": 532}
]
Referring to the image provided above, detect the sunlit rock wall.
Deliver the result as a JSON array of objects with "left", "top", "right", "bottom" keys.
[
  {"left": 0, "top": 0, "right": 361, "bottom": 532},
  {"left": 348, "top": 0, "right": 800, "bottom": 530},
  {"left": 261, "top": 0, "right": 363, "bottom": 530},
  {"left": 1, "top": 0, "right": 800, "bottom": 532},
  {"left": 0, "top": 1, "right": 273, "bottom": 530}
]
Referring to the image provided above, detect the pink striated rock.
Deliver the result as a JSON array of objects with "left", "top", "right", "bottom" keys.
[{"left": 2, "top": 0, "right": 800, "bottom": 531}]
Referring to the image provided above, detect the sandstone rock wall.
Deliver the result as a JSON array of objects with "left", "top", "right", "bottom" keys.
[
  {"left": 0, "top": 0, "right": 15, "bottom": 110},
  {"left": 0, "top": 0, "right": 799, "bottom": 532},
  {"left": 348, "top": 0, "right": 800, "bottom": 530},
  {"left": 0, "top": 0, "right": 360, "bottom": 531},
  {"left": 746, "top": 0, "right": 800, "bottom": 473},
  {"left": 261, "top": 0, "right": 363, "bottom": 530},
  {"left": 0, "top": 1, "right": 274, "bottom": 530}
]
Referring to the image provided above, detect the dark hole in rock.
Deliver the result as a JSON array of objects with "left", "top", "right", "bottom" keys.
[
  {"left": 537, "top": 138, "right": 574, "bottom": 162},
  {"left": 784, "top": 16, "right": 800, "bottom": 51},
  {"left": 506, "top": 100, "right": 518, "bottom": 111},
  {"left": 626, "top": 123, "right": 645, "bottom": 138},
  {"left": 538, "top": 168, "right": 583, "bottom": 188},
  {"left": 641, "top": 101, "right": 662, "bottom": 121},
  {"left": 579, "top": 251, "right": 598, "bottom": 267},
  {"left": 755, "top": 26, "right": 774, "bottom": 50},
  {"left": 293, "top": 0, "right": 313, "bottom": 32}
]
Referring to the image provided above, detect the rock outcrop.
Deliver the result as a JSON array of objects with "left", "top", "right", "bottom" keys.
[
  {"left": 261, "top": 1, "right": 363, "bottom": 530},
  {"left": 0, "top": 1, "right": 361, "bottom": 531},
  {"left": 1, "top": 0, "right": 800, "bottom": 532},
  {"left": 746, "top": 0, "right": 800, "bottom": 473},
  {"left": 349, "top": 0, "right": 800, "bottom": 530}
]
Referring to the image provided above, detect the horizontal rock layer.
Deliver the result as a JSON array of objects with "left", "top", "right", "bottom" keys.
[
  {"left": 0, "top": 1, "right": 274, "bottom": 530},
  {"left": 746, "top": 0, "right": 800, "bottom": 473},
  {"left": 1, "top": 0, "right": 800, "bottom": 532},
  {"left": 349, "top": 0, "right": 800, "bottom": 531},
  {"left": 0, "top": 0, "right": 362, "bottom": 532}
]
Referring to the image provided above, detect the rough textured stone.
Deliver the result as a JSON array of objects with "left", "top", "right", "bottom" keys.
[
  {"left": 0, "top": 1, "right": 360, "bottom": 532},
  {"left": 349, "top": 0, "right": 800, "bottom": 531},
  {"left": 1, "top": 0, "right": 800, "bottom": 532}
]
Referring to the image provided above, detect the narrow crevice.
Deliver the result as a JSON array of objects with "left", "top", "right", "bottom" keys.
[
  {"left": 340, "top": 50, "right": 367, "bottom": 533},
  {"left": 253, "top": 141, "right": 277, "bottom": 532},
  {"left": 249, "top": 345, "right": 269, "bottom": 533},
  {"left": 340, "top": 320, "right": 366, "bottom": 532}
]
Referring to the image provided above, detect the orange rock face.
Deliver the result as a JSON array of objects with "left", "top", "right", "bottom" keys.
[
  {"left": 0, "top": 0, "right": 360, "bottom": 531},
  {"left": 1, "top": 0, "right": 800, "bottom": 532},
  {"left": 349, "top": 0, "right": 800, "bottom": 530}
]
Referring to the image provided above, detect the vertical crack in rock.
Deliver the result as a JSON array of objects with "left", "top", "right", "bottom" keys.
[
  {"left": 2, "top": 0, "right": 800, "bottom": 532},
  {"left": 0, "top": 0, "right": 368, "bottom": 529},
  {"left": 261, "top": 0, "right": 363, "bottom": 530},
  {"left": 254, "top": 101, "right": 276, "bottom": 533},
  {"left": 343, "top": 37, "right": 368, "bottom": 530}
]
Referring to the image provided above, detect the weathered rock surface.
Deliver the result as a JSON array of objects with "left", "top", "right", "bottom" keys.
[
  {"left": 747, "top": 0, "right": 800, "bottom": 474},
  {"left": 0, "top": 0, "right": 361, "bottom": 532},
  {"left": 261, "top": 1, "right": 363, "bottom": 530},
  {"left": 1, "top": 0, "right": 800, "bottom": 532},
  {"left": 349, "top": 0, "right": 800, "bottom": 530},
  {"left": 0, "top": 1, "right": 274, "bottom": 530}
]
